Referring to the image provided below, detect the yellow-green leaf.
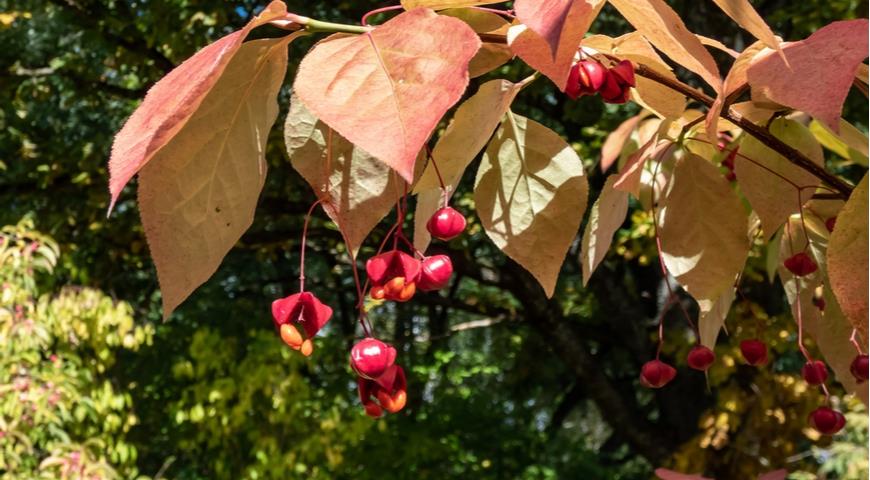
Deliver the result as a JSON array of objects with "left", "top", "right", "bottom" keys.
[
  {"left": 809, "top": 119, "right": 869, "bottom": 166},
  {"left": 736, "top": 118, "right": 824, "bottom": 239},
  {"left": 474, "top": 112, "right": 588, "bottom": 296},
  {"left": 827, "top": 174, "right": 869, "bottom": 341},
  {"left": 138, "top": 37, "right": 295, "bottom": 318},
  {"left": 580, "top": 175, "right": 629, "bottom": 285},
  {"left": 285, "top": 95, "right": 403, "bottom": 255}
]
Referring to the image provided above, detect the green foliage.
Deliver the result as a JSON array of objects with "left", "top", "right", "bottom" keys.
[{"left": 0, "top": 219, "right": 152, "bottom": 479}]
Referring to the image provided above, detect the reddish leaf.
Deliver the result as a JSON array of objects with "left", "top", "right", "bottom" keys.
[
  {"left": 515, "top": 0, "right": 580, "bottom": 58},
  {"left": 108, "top": 0, "right": 289, "bottom": 210},
  {"left": 138, "top": 37, "right": 296, "bottom": 318},
  {"left": 508, "top": 0, "right": 603, "bottom": 89},
  {"left": 293, "top": 9, "right": 481, "bottom": 183},
  {"left": 600, "top": 114, "right": 642, "bottom": 172},
  {"left": 747, "top": 19, "right": 869, "bottom": 132}
]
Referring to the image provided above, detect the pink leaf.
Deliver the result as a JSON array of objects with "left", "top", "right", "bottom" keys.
[
  {"left": 508, "top": 0, "right": 603, "bottom": 89},
  {"left": 747, "top": 19, "right": 869, "bottom": 132},
  {"left": 108, "top": 0, "right": 289, "bottom": 211},
  {"left": 705, "top": 41, "right": 767, "bottom": 140},
  {"left": 514, "top": 0, "right": 577, "bottom": 58},
  {"left": 601, "top": 114, "right": 642, "bottom": 172},
  {"left": 293, "top": 9, "right": 480, "bottom": 182}
]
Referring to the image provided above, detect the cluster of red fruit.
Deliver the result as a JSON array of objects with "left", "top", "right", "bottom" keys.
[
  {"left": 639, "top": 247, "right": 868, "bottom": 435},
  {"left": 717, "top": 134, "right": 738, "bottom": 182},
  {"left": 270, "top": 204, "right": 467, "bottom": 417},
  {"left": 565, "top": 59, "right": 636, "bottom": 104}
]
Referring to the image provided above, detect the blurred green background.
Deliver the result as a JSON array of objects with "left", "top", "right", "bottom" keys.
[{"left": 1, "top": 0, "right": 868, "bottom": 478}]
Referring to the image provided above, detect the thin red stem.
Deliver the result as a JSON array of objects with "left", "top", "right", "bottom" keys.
[
  {"left": 469, "top": 6, "right": 515, "bottom": 18},
  {"left": 361, "top": 5, "right": 403, "bottom": 26},
  {"left": 299, "top": 198, "right": 324, "bottom": 292}
]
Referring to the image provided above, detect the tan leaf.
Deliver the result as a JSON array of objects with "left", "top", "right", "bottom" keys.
[
  {"left": 614, "top": 137, "right": 674, "bottom": 198},
  {"left": 108, "top": 1, "right": 290, "bottom": 210},
  {"left": 401, "top": 0, "right": 502, "bottom": 9},
  {"left": 474, "top": 112, "right": 588, "bottom": 296},
  {"left": 827, "top": 173, "right": 869, "bottom": 340},
  {"left": 285, "top": 95, "right": 403, "bottom": 255},
  {"left": 729, "top": 101, "right": 777, "bottom": 124},
  {"left": 658, "top": 154, "right": 750, "bottom": 318},
  {"left": 415, "top": 79, "right": 522, "bottom": 192},
  {"left": 293, "top": 9, "right": 481, "bottom": 182},
  {"left": 138, "top": 38, "right": 293, "bottom": 318},
  {"left": 747, "top": 19, "right": 869, "bottom": 132},
  {"left": 607, "top": 0, "right": 722, "bottom": 91},
  {"left": 440, "top": 9, "right": 513, "bottom": 78},
  {"left": 696, "top": 35, "right": 738, "bottom": 58},
  {"left": 705, "top": 41, "right": 766, "bottom": 140},
  {"left": 508, "top": 0, "right": 604, "bottom": 89},
  {"left": 580, "top": 175, "right": 629, "bottom": 285},
  {"left": 736, "top": 118, "right": 824, "bottom": 239},
  {"left": 600, "top": 114, "right": 642, "bottom": 172},
  {"left": 711, "top": 0, "right": 781, "bottom": 54},
  {"left": 698, "top": 286, "right": 736, "bottom": 348}
]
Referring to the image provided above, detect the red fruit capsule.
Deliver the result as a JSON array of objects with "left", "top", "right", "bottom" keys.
[
  {"left": 351, "top": 338, "right": 397, "bottom": 380},
  {"left": 850, "top": 354, "right": 869, "bottom": 383},
  {"left": 418, "top": 255, "right": 453, "bottom": 291},
  {"left": 598, "top": 71, "right": 628, "bottom": 104},
  {"left": 825, "top": 217, "right": 837, "bottom": 233},
  {"left": 801, "top": 360, "right": 828, "bottom": 386},
  {"left": 687, "top": 345, "right": 716, "bottom": 371},
  {"left": 809, "top": 406, "right": 846, "bottom": 435},
  {"left": 565, "top": 60, "right": 608, "bottom": 99},
  {"left": 783, "top": 252, "right": 818, "bottom": 277},
  {"left": 640, "top": 359, "right": 677, "bottom": 388},
  {"left": 740, "top": 339, "right": 768, "bottom": 366},
  {"left": 608, "top": 60, "right": 636, "bottom": 88},
  {"left": 427, "top": 207, "right": 467, "bottom": 241}
]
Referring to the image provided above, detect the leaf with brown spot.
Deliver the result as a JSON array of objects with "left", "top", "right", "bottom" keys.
[
  {"left": 139, "top": 37, "right": 295, "bottom": 318},
  {"left": 474, "top": 112, "right": 588, "bottom": 296}
]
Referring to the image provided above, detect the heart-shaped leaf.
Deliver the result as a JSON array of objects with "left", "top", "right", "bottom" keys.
[
  {"left": 474, "top": 112, "right": 588, "bottom": 296},
  {"left": 294, "top": 8, "right": 481, "bottom": 182}
]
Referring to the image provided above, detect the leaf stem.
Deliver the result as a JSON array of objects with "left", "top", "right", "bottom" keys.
[{"left": 303, "top": 19, "right": 373, "bottom": 35}]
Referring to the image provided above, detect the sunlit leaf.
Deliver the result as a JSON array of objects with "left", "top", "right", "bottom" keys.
[
  {"left": 138, "top": 37, "right": 294, "bottom": 318},
  {"left": 711, "top": 0, "right": 781, "bottom": 54},
  {"left": 607, "top": 0, "right": 721, "bottom": 91},
  {"left": 474, "top": 112, "right": 588, "bottom": 296},
  {"left": 580, "top": 175, "right": 629, "bottom": 285},
  {"left": 294, "top": 9, "right": 481, "bottom": 182},
  {"left": 108, "top": 0, "right": 290, "bottom": 210},
  {"left": 736, "top": 118, "right": 824, "bottom": 239},
  {"left": 658, "top": 154, "right": 749, "bottom": 328},
  {"left": 827, "top": 173, "right": 869, "bottom": 340},
  {"left": 747, "top": 19, "right": 869, "bottom": 132},
  {"left": 284, "top": 95, "right": 403, "bottom": 255},
  {"left": 440, "top": 9, "right": 513, "bottom": 78}
]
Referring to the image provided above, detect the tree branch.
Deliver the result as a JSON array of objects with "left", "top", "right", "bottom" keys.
[{"left": 632, "top": 64, "right": 853, "bottom": 197}]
